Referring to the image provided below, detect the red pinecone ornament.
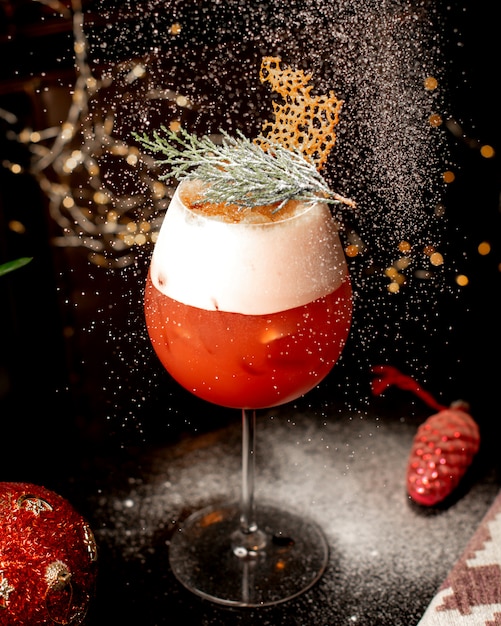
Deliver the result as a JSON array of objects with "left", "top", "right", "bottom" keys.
[
  {"left": 406, "top": 404, "right": 480, "bottom": 506},
  {"left": 371, "top": 366, "right": 482, "bottom": 506},
  {"left": 0, "top": 482, "right": 98, "bottom": 625}
]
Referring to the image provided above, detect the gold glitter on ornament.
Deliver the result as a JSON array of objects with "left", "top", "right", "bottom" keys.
[
  {"left": 0, "top": 572, "right": 15, "bottom": 607},
  {"left": 17, "top": 494, "right": 53, "bottom": 515},
  {"left": 45, "top": 561, "right": 72, "bottom": 591},
  {"left": 83, "top": 523, "right": 99, "bottom": 563}
]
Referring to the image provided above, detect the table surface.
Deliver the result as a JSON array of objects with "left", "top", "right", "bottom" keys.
[{"left": 72, "top": 399, "right": 499, "bottom": 626}]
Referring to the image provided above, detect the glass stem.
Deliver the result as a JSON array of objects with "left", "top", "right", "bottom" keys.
[{"left": 240, "top": 408, "right": 258, "bottom": 534}]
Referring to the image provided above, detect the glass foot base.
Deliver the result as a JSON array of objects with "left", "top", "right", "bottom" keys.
[{"left": 168, "top": 503, "right": 329, "bottom": 607}]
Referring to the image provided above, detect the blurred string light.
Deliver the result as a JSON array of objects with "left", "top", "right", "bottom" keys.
[
  {"left": 355, "top": 72, "right": 497, "bottom": 295},
  {"left": 443, "top": 117, "right": 498, "bottom": 290},
  {"left": 341, "top": 74, "right": 449, "bottom": 296},
  {"left": 1, "top": 0, "right": 497, "bottom": 281},
  {"left": 4, "top": 0, "right": 189, "bottom": 268}
]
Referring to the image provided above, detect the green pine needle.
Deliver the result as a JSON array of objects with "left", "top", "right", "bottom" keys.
[
  {"left": 0, "top": 257, "right": 32, "bottom": 277},
  {"left": 133, "top": 126, "right": 353, "bottom": 210}
]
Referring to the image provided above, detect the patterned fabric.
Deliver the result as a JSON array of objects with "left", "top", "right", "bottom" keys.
[{"left": 418, "top": 490, "right": 501, "bottom": 625}]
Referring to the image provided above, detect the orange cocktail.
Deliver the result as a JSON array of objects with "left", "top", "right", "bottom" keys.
[
  {"left": 138, "top": 55, "right": 355, "bottom": 608},
  {"left": 144, "top": 180, "right": 352, "bottom": 409}
]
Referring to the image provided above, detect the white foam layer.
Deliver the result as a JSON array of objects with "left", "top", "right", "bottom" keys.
[{"left": 149, "top": 180, "right": 348, "bottom": 315}]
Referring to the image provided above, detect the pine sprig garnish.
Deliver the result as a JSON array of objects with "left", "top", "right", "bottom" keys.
[{"left": 133, "top": 126, "right": 355, "bottom": 210}]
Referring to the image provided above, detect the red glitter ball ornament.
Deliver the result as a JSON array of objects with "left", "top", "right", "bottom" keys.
[
  {"left": 406, "top": 405, "right": 480, "bottom": 506},
  {"left": 0, "top": 482, "right": 98, "bottom": 626}
]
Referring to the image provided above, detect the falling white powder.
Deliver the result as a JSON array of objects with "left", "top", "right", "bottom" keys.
[{"left": 90, "top": 0, "right": 456, "bottom": 423}]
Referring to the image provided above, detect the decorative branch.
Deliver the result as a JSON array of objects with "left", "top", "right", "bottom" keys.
[{"left": 133, "top": 127, "right": 355, "bottom": 211}]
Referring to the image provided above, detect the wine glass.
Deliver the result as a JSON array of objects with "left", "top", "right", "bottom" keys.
[{"left": 144, "top": 178, "right": 352, "bottom": 607}]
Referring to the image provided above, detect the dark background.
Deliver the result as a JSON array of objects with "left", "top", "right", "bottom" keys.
[{"left": 0, "top": 2, "right": 500, "bottom": 625}]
